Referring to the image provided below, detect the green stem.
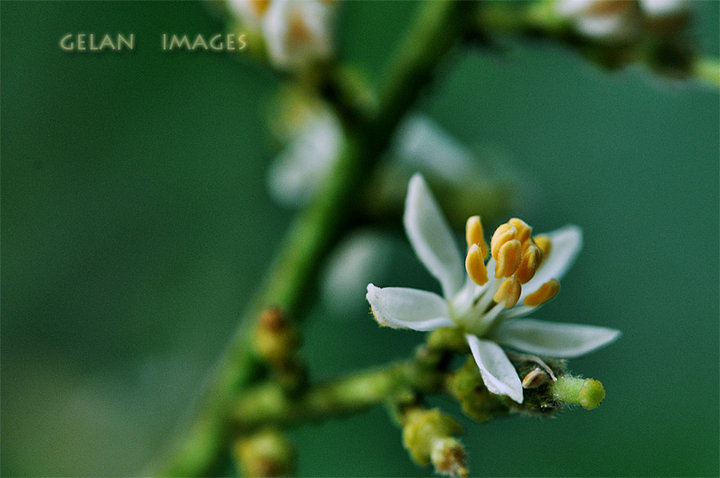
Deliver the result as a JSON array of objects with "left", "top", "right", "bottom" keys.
[
  {"left": 476, "top": 1, "right": 720, "bottom": 88},
  {"left": 147, "top": 2, "right": 472, "bottom": 476},
  {"left": 231, "top": 361, "right": 431, "bottom": 430}
]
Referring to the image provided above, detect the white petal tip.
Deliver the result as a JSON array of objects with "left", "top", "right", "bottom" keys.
[
  {"left": 466, "top": 335, "right": 524, "bottom": 404},
  {"left": 494, "top": 319, "right": 622, "bottom": 359}
]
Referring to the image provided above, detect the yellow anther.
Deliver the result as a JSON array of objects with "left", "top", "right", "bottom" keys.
[
  {"left": 493, "top": 277, "right": 521, "bottom": 308},
  {"left": 534, "top": 235, "right": 552, "bottom": 256},
  {"left": 491, "top": 224, "right": 517, "bottom": 260},
  {"left": 465, "top": 216, "right": 489, "bottom": 258},
  {"left": 523, "top": 279, "right": 560, "bottom": 307},
  {"left": 250, "top": 0, "right": 270, "bottom": 15},
  {"left": 465, "top": 244, "right": 488, "bottom": 286},
  {"left": 508, "top": 218, "right": 532, "bottom": 244},
  {"left": 494, "top": 239, "right": 522, "bottom": 278},
  {"left": 515, "top": 244, "right": 542, "bottom": 284}
]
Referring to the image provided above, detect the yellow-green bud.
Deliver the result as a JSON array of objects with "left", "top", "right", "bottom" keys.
[
  {"left": 234, "top": 428, "right": 295, "bottom": 478},
  {"left": 430, "top": 437, "right": 468, "bottom": 478},
  {"left": 551, "top": 376, "right": 606, "bottom": 410},
  {"left": 447, "top": 358, "right": 507, "bottom": 422},
  {"left": 253, "top": 307, "right": 300, "bottom": 366},
  {"left": 427, "top": 327, "right": 467, "bottom": 352},
  {"left": 402, "top": 408, "right": 462, "bottom": 467}
]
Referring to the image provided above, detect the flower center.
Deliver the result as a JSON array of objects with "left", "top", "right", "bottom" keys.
[{"left": 464, "top": 217, "right": 560, "bottom": 309}]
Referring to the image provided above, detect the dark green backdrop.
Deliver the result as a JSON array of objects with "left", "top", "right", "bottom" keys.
[{"left": 2, "top": 1, "right": 718, "bottom": 476}]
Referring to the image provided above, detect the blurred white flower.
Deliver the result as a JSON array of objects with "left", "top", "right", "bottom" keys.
[
  {"left": 227, "top": 0, "right": 270, "bottom": 29},
  {"left": 393, "top": 115, "right": 479, "bottom": 184},
  {"left": 556, "top": 0, "right": 689, "bottom": 41},
  {"left": 267, "top": 112, "right": 487, "bottom": 207},
  {"left": 639, "top": 0, "right": 688, "bottom": 18},
  {"left": 366, "top": 174, "right": 620, "bottom": 403},
  {"left": 556, "top": 0, "right": 639, "bottom": 42},
  {"left": 262, "top": 0, "right": 335, "bottom": 70},
  {"left": 267, "top": 108, "right": 343, "bottom": 206},
  {"left": 321, "top": 229, "right": 395, "bottom": 315}
]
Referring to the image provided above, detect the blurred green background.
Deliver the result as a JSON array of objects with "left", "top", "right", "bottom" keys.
[{"left": 2, "top": 1, "right": 718, "bottom": 476}]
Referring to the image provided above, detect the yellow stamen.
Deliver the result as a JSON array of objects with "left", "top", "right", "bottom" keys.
[
  {"left": 493, "top": 277, "right": 521, "bottom": 308},
  {"left": 534, "top": 235, "right": 552, "bottom": 256},
  {"left": 465, "top": 244, "right": 488, "bottom": 286},
  {"left": 491, "top": 224, "right": 516, "bottom": 259},
  {"left": 289, "top": 12, "right": 312, "bottom": 43},
  {"left": 508, "top": 218, "right": 532, "bottom": 244},
  {"left": 515, "top": 244, "right": 542, "bottom": 284},
  {"left": 494, "top": 239, "right": 522, "bottom": 278},
  {"left": 250, "top": 0, "right": 270, "bottom": 15},
  {"left": 523, "top": 279, "right": 560, "bottom": 307},
  {"left": 465, "top": 215, "right": 489, "bottom": 257}
]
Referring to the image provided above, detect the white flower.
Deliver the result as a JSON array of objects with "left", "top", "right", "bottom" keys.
[
  {"left": 556, "top": 0, "right": 640, "bottom": 42},
  {"left": 639, "top": 0, "right": 689, "bottom": 18},
  {"left": 227, "top": 0, "right": 271, "bottom": 29},
  {"left": 366, "top": 174, "right": 620, "bottom": 404},
  {"left": 262, "top": 0, "right": 335, "bottom": 70},
  {"left": 267, "top": 113, "right": 488, "bottom": 207},
  {"left": 267, "top": 108, "right": 343, "bottom": 206}
]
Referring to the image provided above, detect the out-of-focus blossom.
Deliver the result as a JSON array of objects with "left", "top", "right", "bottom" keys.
[
  {"left": 556, "top": 0, "right": 640, "bottom": 42},
  {"left": 267, "top": 108, "right": 343, "bottom": 206},
  {"left": 227, "top": 0, "right": 336, "bottom": 70},
  {"left": 262, "top": 0, "right": 335, "bottom": 70},
  {"left": 267, "top": 112, "right": 488, "bottom": 208},
  {"left": 555, "top": 0, "right": 689, "bottom": 42},
  {"left": 227, "top": 0, "right": 270, "bottom": 30}
]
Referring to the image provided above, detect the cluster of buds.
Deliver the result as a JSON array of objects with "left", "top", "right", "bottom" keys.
[
  {"left": 227, "top": 0, "right": 336, "bottom": 70},
  {"left": 555, "top": 0, "right": 690, "bottom": 43},
  {"left": 401, "top": 408, "right": 468, "bottom": 478}
]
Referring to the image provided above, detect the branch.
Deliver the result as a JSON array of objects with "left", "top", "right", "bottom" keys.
[
  {"left": 230, "top": 361, "right": 435, "bottom": 430},
  {"left": 146, "top": 1, "right": 473, "bottom": 475},
  {"left": 474, "top": 1, "right": 720, "bottom": 88}
]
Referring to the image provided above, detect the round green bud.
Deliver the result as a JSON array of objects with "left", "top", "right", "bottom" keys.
[{"left": 578, "top": 378, "right": 605, "bottom": 410}]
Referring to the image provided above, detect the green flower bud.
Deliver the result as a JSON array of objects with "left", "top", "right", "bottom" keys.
[
  {"left": 254, "top": 307, "right": 301, "bottom": 366},
  {"left": 402, "top": 408, "right": 462, "bottom": 467},
  {"left": 447, "top": 358, "right": 507, "bottom": 422},
  {"left": 430, "top": 437, "right": 468, "bottom": 478},
  {"left": 551, "top": 376, "right": 606, "bottom": 410},
  {"left": 401, "top": 408, "right": 469, "bottom": 477},
  {"left": 234, "top": 428, "right": 295, "bottom": 477},
  {"left": 427, "top": 327, "right": 467, "bottom": 352}
]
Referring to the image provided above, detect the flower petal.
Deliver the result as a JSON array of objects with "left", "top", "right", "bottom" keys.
[
  {"left": 466, "top": 335, "right": 524, "bottom": 403},
  {"left": 366, "top": 284, "right": 453, "bottom": 331},
  {"left": 404, "top": 174, "right": 464, "bottom": 299},
  {"left": 494, "top": 318, "right": 621, "bottom": 358},
  {"left": 520, "top": 225, "right": 582, "bottom": 302}
]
